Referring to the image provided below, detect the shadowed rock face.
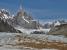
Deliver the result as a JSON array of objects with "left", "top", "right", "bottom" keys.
[
  {"left": 48, "top": 24, "right": 67, "bottom": 36},
  {"left": 0, "top": 18, "right": 22, "bottom": 33}
]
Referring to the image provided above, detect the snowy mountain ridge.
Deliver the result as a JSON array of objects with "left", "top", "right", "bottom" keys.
[
  {"left": 0, "top": 8, "right": 67, "bottom": 34},
  {"left": 0, "top": 9, "right": 14, "bottom": 20}
]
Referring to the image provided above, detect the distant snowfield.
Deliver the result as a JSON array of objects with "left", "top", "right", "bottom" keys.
[{"left": 15, "top": 27, "right": 50, "bottom": 34}]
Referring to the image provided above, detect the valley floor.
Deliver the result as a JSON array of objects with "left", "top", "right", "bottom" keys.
[{"left": 0, "top": 33, "right": 66, "bottom": 50}]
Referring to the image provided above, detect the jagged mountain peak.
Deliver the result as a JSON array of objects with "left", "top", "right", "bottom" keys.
[
  {"left": 0, "top": 9, "right": 11, "bottom": 19},
  {"left": 53, "top": 20, "right": 67, "bottom": 27}
]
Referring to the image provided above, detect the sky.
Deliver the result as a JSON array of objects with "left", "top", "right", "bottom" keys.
[{"left": 0, "top": 0, "right": 67, "bottom": 23}]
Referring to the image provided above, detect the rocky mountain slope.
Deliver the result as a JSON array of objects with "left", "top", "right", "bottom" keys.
[
  {"left": 12, "top": 9, "right": 38, "bottom": 29},
  {"left": 48, "top": 24, "right": 67, "bottom": 36},
  {"left": 0, "top": 9, "right": 21, "bottom": 33},
  {"left": 0, "top": 18, "right": 21, "bottom": 33}
]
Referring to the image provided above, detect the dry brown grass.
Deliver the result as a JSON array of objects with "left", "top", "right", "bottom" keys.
[
  {"left": 15, "top": 35, "right": 67, "bottom": 50},
  {"left": 16, "top": 40, "right": 67, "bottom": 50}
]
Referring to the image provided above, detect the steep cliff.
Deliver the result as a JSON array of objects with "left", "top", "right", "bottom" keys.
[{"left": 0, "top": 18, "right": 21, "bottom": 33}]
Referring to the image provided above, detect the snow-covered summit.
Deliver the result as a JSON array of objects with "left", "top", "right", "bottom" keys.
[
  {"left": 12, "top": 9, "right": 38, "bottom": 29},
  {"left": 54, "top": 21, "right": 61, "bottom": 26},
  {"left": 54, "top": 20, "right": 67, "bottom": 27},
  {"left": 0, "top": 9, "right": 11, "bottom": 19}
]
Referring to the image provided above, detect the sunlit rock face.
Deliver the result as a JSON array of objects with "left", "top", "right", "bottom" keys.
[
  {"left": 0, "top": 8, "right": 39, "bottom": 29},
  {"left": 13, "top": 10, "right": 38, "bottom": 29}
]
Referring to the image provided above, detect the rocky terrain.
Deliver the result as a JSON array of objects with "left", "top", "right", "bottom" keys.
[
  {"left": 0, "top": 9, "right": 22, "bottom": 33},
  {"left": 48, "top": 24, "right": 67, "bottom": 36},
  {"left": 0, "top": 8, "right": 67, "bottom": 50},
  {"left": 15, "top": 35, "right": 67, "bottom": 50},
  {"left": 0, "top": 18, "right": 21, "bottom": 33},
  {"left": 0, "top": 33, "right": 66, "bottom": 50}
]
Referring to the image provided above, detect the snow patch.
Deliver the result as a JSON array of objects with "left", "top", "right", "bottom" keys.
[
  {"left": 22, "top": 16, "right": 29, "bottom": 23},
  {"left": 54, "top": 21, "right": 61, "bottom": 26},
  {"left": 3, "top": 14, "right": 9, "bottom": 19},
  {"left": 15, "top": 27, "right": 50, "bottom": 34}
]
